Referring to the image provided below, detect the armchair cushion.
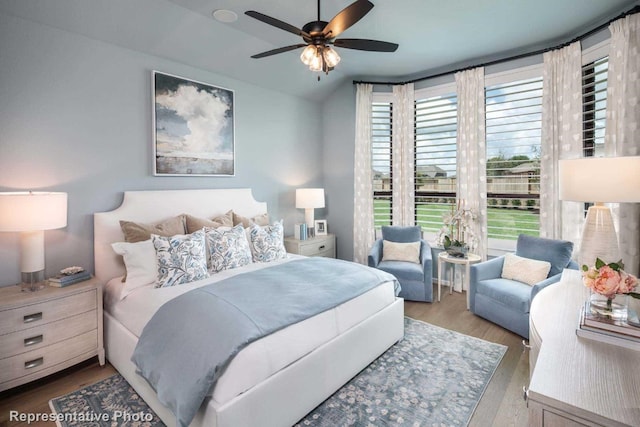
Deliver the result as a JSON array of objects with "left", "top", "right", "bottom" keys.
[
  {"left": 515, "top": 234, "right": 573, "bottom": 277},
  {"left": 382, "top": 240, "right": 421, "bottom": 264},
  {"left": 381, "top": 226, "right": 421, "bottom": 243},
  {"left": 377, "top": 260, "right": 424, "bottom": 283},
  {"left": 501, "top": 253, "right": 551, "bottom": 285},
  {"left": 475, "top": 278, "right": 532, "bottom": 313}
]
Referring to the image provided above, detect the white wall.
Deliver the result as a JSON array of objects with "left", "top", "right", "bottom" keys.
[{"left": 0, "top": 12, "right": 323, "bottom": 286}]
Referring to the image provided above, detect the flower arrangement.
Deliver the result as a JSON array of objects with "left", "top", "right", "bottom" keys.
[
  {"left": 436, "top": 200, "right": 477, "bottom": 255},
  {"left": 582, "top": 258, "right": 639, "bottom": 316}
]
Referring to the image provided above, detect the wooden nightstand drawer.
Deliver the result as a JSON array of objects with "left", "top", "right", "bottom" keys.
[
  {"left": 0, "top": 330, "right": 97, "bottom": 385},
  {"left": 0, "top": 289, "right": 97, "bottom": 336},
  {"left": 0, "top": 310, "right": 97, "bottom": 359},
  {"left": 299, "top": 238, "right": 335, "bottom": 256}
]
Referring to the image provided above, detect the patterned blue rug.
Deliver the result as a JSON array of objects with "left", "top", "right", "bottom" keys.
[{"left": 50, "top": 317, "right": 506, "bottom": 427}]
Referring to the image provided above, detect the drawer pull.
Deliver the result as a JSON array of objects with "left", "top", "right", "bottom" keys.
[
  {"left": 522, "top": 339, "right": 531, "bottom": 350},
  {"left": 523, "top": 386, "right": 529, "bottom": 404},
  {"left": 23, "top": 312, "right": 43, "bottom": 323},
  {"left": 25, "top": 357, "right": 44, "bottom": 370},
  {"left": 24, "top": 335, "right": 44, "bottom": 347},
  {"left": 319, "top": 245, "right": 326, "bottom": 250}
]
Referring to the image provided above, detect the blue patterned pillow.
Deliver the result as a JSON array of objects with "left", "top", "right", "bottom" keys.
[
  {"left": 205, "top": 225, "right": 253, "bottom": 273},
  {"left": 152, "top": 230, "right": 209, "bottom": 288},
  {"left": 249, "top": 221, "right": 287, "bottom": 263}
]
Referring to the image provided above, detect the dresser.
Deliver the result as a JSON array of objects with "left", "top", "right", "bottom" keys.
[
  {"left": 527, "top": 269, "right": 640, "bottom": 426},
  {"left": 284, "top": 234, "right": 336, "bottom": 258},
  {"left": 0, "top": 278, "right": 104, "bottom": 392}
]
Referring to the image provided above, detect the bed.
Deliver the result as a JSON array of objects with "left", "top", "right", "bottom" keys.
[{"left": 94, "top": 188, "right": 404, "bottom": 427}]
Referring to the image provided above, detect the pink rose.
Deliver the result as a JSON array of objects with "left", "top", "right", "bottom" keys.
[
  {"left": 582, "top": 267, "right": 599, "bottom": 291},
  {"left": 619, "top": 271, "right": 638, "bottom": 294},
  {"left": 591, "top": 265, "right": 621, "bottom": 298}
]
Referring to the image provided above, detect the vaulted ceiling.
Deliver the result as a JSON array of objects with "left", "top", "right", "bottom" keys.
[{"left": 1, "top": 0, "right": 637, "bottom": 101}]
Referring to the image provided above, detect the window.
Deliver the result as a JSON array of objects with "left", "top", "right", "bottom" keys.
[
  {"left": 414, "top": 92, "right": 458, "bottom": 233},
  {"left": 582, "top": 56, "right": 608, "bottom": 157},
  {"left": 372, "top": 101, "right": 392, "bottom": 227},
  {"left": 485, "top": 77, "right": 543, "bottom": 242}
]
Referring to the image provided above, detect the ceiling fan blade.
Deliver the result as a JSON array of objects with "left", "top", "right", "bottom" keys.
[
  {"left": 322, "top": 0, "right": 373, "bottom": 39},
  {"left": 250, "top": 44, "right": 307, "bottom": 59},
  {"left": 245, "top": 11, "right": 310, "bottom": 39},
  {"left": 333, "top": 38, "right": 398, "bottom": 52}
]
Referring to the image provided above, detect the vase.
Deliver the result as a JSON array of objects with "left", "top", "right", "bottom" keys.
[
  {"left": 588, "top": 292, "right": 628, "bottom": 321},
  {"left": 445, "top": 244, "right": 468, "bottom": 259}
]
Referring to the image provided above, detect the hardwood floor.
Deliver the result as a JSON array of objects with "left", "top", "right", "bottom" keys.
[{"left": 0, "top": 287, "right": 529, "bottom": 427}]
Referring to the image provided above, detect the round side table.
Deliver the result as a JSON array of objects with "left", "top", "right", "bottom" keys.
[{"left": 437, "top": 251, "right": 482, "bottom": 309}]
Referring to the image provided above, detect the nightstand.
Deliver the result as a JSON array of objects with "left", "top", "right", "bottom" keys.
[
  {"left": 0, "top": 277, "right": 104, "bottom": 392},
  {"left": 284, "top": 234, "right": 336, "bottom": 258}
]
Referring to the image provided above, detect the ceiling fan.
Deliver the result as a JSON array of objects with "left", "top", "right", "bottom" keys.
[{"left": 245, "top": 0, "right": 398, "bottom": 77}]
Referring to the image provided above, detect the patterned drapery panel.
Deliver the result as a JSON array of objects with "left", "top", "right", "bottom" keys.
[
  {"left": 353, "top": 83, "right": 375, "bottom": 264},
  {"left": 391, "top": 83, "right": 415, "bottom": 226}
]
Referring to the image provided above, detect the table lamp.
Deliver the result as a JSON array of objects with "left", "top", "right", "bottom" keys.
[
  {"left": 296, "top": 188, "right": 325, "bottom": 234},
  {"left": 0, "top": 192, "right": 68, "bottom": 291},
  {"left": 559, "top": 156, "right": 640, "bottom": 266}
]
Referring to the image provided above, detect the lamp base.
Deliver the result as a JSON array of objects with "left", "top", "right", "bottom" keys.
[{"left": 21, "top": 270, "right": 46, "bottom": 292}]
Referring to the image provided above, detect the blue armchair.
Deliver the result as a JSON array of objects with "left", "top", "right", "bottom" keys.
[
  {"left": 469, "top": 234, "right": 578, "bottom": 339},
  {"left": 368, "top": 226, "right": 433, "bottom": 302}
]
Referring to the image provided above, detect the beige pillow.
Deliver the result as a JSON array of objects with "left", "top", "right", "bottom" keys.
[
  {"left": 119, "top": 215, "right": 186, "bottom": 243},
  {"left": 381, "top": 240, "right": 421, "bottom": 264},
  {"left": 501, "top": 253, "right": 551, "bottom": 286},
  {"left": 185, "top": 210, "right": 234, "bottom": 233},
  {"left": 232, "top": 212, "right": 270, "bottom": 228}
]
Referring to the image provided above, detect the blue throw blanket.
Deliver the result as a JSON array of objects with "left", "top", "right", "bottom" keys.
[{"left": 131, "top": 257, "right": 399, "bottom": 427}]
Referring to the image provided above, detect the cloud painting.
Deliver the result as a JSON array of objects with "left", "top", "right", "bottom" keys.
[{"left": 153, "top": 72, "right": 234, "bottom": 175}]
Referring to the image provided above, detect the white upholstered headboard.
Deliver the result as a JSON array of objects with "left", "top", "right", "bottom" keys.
[{"left": 93, "top": 188, "right": 268, "bottom": 283}]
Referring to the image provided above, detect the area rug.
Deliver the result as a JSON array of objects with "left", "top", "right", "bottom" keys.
[{"left": 50, "top": 317, "right": 506, "bottom": 427}]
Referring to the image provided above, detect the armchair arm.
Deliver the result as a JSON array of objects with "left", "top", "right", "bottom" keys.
[
  {"left": 420, "top": 241, "right": 433, "bottom": 286},
  {"left": 471, "top": 256, "right": 505, "bottom": 282},
  {"left": 368, "top": 239, "right": 383, "bottom": 268},
  {"left": 531, "top": 272, "right": 562, "bottom": 301}
]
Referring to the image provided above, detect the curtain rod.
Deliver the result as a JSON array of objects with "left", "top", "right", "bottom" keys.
[{"left": 353, "top": 4, "right": 640, "bottom": 86}]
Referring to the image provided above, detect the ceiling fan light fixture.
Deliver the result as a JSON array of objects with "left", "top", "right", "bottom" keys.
[
  {"left": 308, "top": 51, "right": 323, "bottom": 72},
  {"left": 300, "top": 45, "right": 318, "bottom": 66},
  {"left": 323, "top": 47, "right": 341, "bottom": 68}
]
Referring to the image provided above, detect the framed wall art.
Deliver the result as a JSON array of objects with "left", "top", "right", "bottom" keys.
[{"left": 152, "top": 71, "right": 235, "bottom": 176}]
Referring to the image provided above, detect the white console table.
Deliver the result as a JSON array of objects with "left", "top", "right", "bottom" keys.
[{"left": 528, "top": 269, "right": 640, "bottom": 426}]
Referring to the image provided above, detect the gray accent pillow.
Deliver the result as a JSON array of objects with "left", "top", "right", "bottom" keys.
[
  {"left": 185, "top": 211, "right": 234, "bottom": 233},
  {"left": 120, "top": 215, "right": 186, "bottom": 243}
]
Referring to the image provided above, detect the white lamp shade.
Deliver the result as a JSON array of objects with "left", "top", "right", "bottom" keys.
[
  {"left": 0, "top": 192, "right": 67, "bottom": 231},
  {"left": 296, "top": 188, "right": 325, "bottom": 209},
  {"left": 559, "top": 156, "right": 640, "bottom": 203}
]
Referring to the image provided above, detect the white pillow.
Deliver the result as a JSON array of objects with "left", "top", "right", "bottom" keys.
[
  {"left": 248, "top": 221, "right": 287, "bottom": 263},
  {"left": 152, "top": 230, "right": 209, "bottom": 287},
  {"left": 111, "top": 240, "right": 157, "bottom": 299},
  {"left": 501, "top": 253, "right": 551, "bottom": 286},
  {"left": 381, "top": 240, "right": 421, "bottom": 264}
]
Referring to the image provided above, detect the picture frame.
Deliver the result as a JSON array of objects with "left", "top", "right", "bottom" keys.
[
  {"left": 152, "top": 71, "right": 235, "bottom": 176},
  {"left": 314, "top": 220, "right": 327, "bottom": 236}
]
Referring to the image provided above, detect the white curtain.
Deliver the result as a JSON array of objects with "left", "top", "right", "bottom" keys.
[
  {"left": 605, "top": 14, "right": 640, "bottom": 275},
  {"left": 540, "top": 42, "right": 583, "bottom": 246},
  {"left": 455, "top": 67, "right": 487, "bottom": 267},
  {"left": 391, "top": 83, "right": 415, "bottom": 225},
  {"left": 353, "top": 83, "right": 375, "bottom": 264}
]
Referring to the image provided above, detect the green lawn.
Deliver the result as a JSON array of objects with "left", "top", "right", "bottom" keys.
[{"left": 374, "top": 200, "right": 539, "bottom": 240}]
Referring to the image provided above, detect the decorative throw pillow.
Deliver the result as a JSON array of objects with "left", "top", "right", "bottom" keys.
[
  {"left": 205, "top": 224, "right": 253, "bottom": 273},
  {"left": 232, "top": 212, "right": 270, "bottom": 228},
  {"left": 501, "top": 253, "right": 551, "bottom": 286},
  {"left": 120, "top": 216, "right": 186, "bottom": 243},
  {"left": 249, "top": 221, "right": 287, "bottom": 263},
  {"left": 152, "top": 230, "right": 209, "bottom": 288},
  {"left": 381, "top": 240, "right": 421, "bottom": 264},
  {"left": 111, "top": 240, "right": 157, "bottom": 299},
  {"left": 184, "top": 210, "right": 234, "bottom": 233}
]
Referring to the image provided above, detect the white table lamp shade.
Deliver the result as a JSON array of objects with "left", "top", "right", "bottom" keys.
[
  {"left": 296, "top": 188, "right": 325, "bottom": 228},
  {"left": 559, "top": 157, "right": 640, "bottom": 266},
  {"left": 0, "top": 192, "right": 68, "bottom": 287}
]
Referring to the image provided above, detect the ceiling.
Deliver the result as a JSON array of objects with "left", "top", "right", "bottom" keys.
[{"left": 1, "top": 0, "right": 637, "bottom": 101}]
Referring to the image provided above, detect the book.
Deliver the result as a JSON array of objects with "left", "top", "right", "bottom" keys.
[
  {"left": 576, "top": 306, "right": 640, "bottom": 351},
  {"left": 582, "top": 300, "right": 640, "bottom": 339},
  {"left": 49, "top": 270, "right": 91, "bottom": 286}
]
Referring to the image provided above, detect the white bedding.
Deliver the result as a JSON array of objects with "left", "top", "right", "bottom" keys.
[{"left": 104, "top": 255, "right": 397, "bottom": 406}]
